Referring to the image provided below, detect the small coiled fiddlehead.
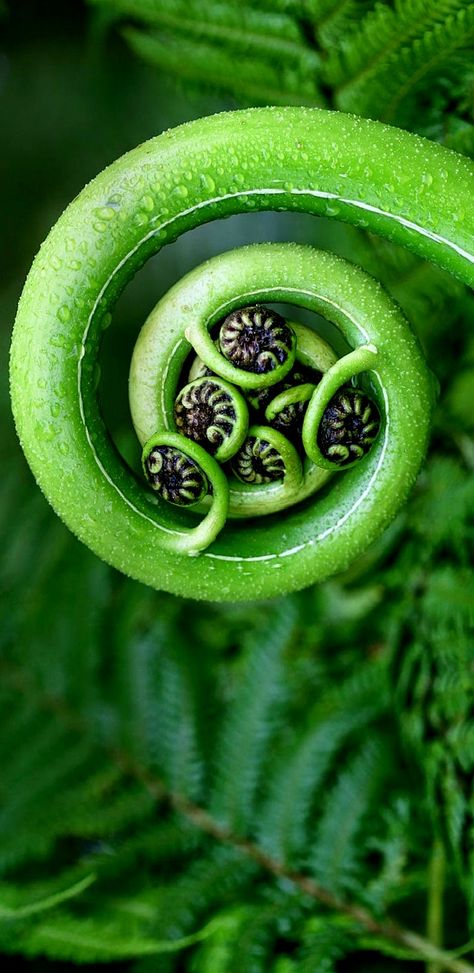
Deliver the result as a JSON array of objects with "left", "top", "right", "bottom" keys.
[
  {"left": 174, "top": 377, "right": 248, "bottom": 462},
  {"left": 10, "top": 108, "right": 473, "bottom": 600},
  {"left": 144, "top": 443, "right": 208, "bottom": 505},
  {"left": 218, "top": 305, "right": 295, "bottom": 376},
  {"left": 317, "top": 389, "right": 380, "bottom": 467}
]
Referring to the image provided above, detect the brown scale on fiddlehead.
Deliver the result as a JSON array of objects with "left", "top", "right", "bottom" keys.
[
  {"left": 248, "top": 362, "right": 322, "bottom": 416},
  {"left": 174, "top": 377, "right": 249, "bottom": 462},
  {"left": 317, "top": 388, "right": 380, "bottom": 466},
  {"left": 231, "top": 435, "right": 286, "bottom": 484},
  {"left": 143, "top": 445, "right": 208, "bottom": 505},
  {"left": 175, "top": 380, "right": 236, "bottom": 454},
  {"left": 219, "top": 305, "right": 295, "bottom": 375},
  {"left": 269, "top": 399, "right": 306, "bottom": 440}
]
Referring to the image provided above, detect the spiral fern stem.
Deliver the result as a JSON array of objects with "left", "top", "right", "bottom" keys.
[
  {"left": 11, "top": 106, "right": 465, "bottom": 598},
  {"left": 187, "top": 354, "right": 214, "bottom": 383},
  {"left": 318, "top": 388, "right": 380, "bottom": 466},
  {"left": 265, "top": 382, "right": 317, "bottom": 443}
]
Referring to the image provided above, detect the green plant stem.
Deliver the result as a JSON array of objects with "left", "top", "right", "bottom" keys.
[
  {"left": 11, "top": 107, "right": 472, "bottom": 600},
  {"left": 0, "top": 874, "right": 96, "bottom": 920},
  {"left": 2, "top": 660, "right": 473, "bottom": 973},
  {"left": 427, "top": 839, "right": 447, "bottom": 973}
]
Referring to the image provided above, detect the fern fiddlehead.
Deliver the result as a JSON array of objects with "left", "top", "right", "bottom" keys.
[{"left": 10, "top": 108, "right": 473, "bottom": 600}]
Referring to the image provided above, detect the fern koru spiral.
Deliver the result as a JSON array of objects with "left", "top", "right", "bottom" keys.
[{"left": 10, "top": 108, "right": 473, "bottom": 600}]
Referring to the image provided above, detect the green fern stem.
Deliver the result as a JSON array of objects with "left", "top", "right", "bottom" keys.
[
  {"left": 426, "top": 839, "right": 447, "bottom": 973},
  {"left": 10, "top": 108, "right": 473, "bottom": 599}
]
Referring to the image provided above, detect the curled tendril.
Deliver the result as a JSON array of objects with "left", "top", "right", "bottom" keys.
[
  {"left": 10, "top": 107, "right": 472, "bottom": 600},
  {"left": 140, "top": 431, "right": 229, "bottom": 556},
  {"left": 248, "top": 361, "right": 322, "bottom": 416},
  {"left": 188, "top": 354, "right": 213, "bottom": 382},
  {"left": 265, "top": 383, "right": 316, "bottom": 442}
]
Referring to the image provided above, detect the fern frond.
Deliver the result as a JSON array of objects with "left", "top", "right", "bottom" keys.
[
  {"left": 445, "top": 121, "right": 474, "bottom": 158},
  {"left": 315, "top": 0, "right": 375, "bottom": 51},
  {"left": 191, "top": 900, "right": 285, "bottom": 973},
  {"left": 329, "top": 1, "right": 474, "bottom": 122},
  {"left": 309, "top": 739, "right": 389, "bottom": 895},
  {"left": 112, "top": 607, "right": 207, "bottom": 800},
  {"left": 256, "top": 660, "right": 387, "bottom": 862},
  {"left": 210, "top": 600, "right": 296, "bottom": 830},
  {"left": 0, "top": 873, "right": 96, "bottom": 920},
  {"left": 123, "top": 27, "right": 322, "bottom": 106},
  {"left": 90, "top": 0, "right": 317, "bottom": 60},
  {"left": 296, "top": 914, "right": 358, "bottom": 973},
  {"left": 89, "top": 0, "right": 323, "bottom": 106}
]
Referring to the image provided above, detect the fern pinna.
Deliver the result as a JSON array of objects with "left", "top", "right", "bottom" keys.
[
  {"left": 1, "top": 445, "right": 474, "bottom": 968},
  {"left": 88, "top": 0, "right": 474, "bottom": 156}
]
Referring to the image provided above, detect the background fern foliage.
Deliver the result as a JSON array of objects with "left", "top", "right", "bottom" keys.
[
  {"left": 2, "top": 0, "right": 474, "bottom": 970},
  {"left": 89, "top": 0, "right": 474, "bottom": 153}
]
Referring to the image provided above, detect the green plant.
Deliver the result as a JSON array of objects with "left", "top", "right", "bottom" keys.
[
  {"left": 10, "top": 107, "right": 472, "bottom": 598},
  {"left": 1, "top": 528, "right": 474, "bottom": 969},
  {"left": 88, "top": 0, "right": 474, "bottom": 155},
  {"left": 4, "top": 4, "right": 474, "bottom": 970}
]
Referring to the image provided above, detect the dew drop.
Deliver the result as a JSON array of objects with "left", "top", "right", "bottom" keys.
[
  {"left": 422, "top": 172, "right": 433, "bottom": 187},
  {"left": 50, "top": 332, "right": 68, "bottom": 349},
  {"left": 95, "top": 206, "right": 117, "bottom": 221},
  {"left": 57, "top": 305, "right": 70, "bottom": 323},
  {"left": 141, "top": 195, "right": 155, "bottom": 212},
  {"left": 200, "top": 173, "right": 216, "bottom": 193},
  {"left": 35, "top": 421, "right": 56, "bottom": 443}
]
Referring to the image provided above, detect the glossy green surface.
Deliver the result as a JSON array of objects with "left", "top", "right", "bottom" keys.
[{"left": 10, "top": 107, "right": 473, "bottom": 599}]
